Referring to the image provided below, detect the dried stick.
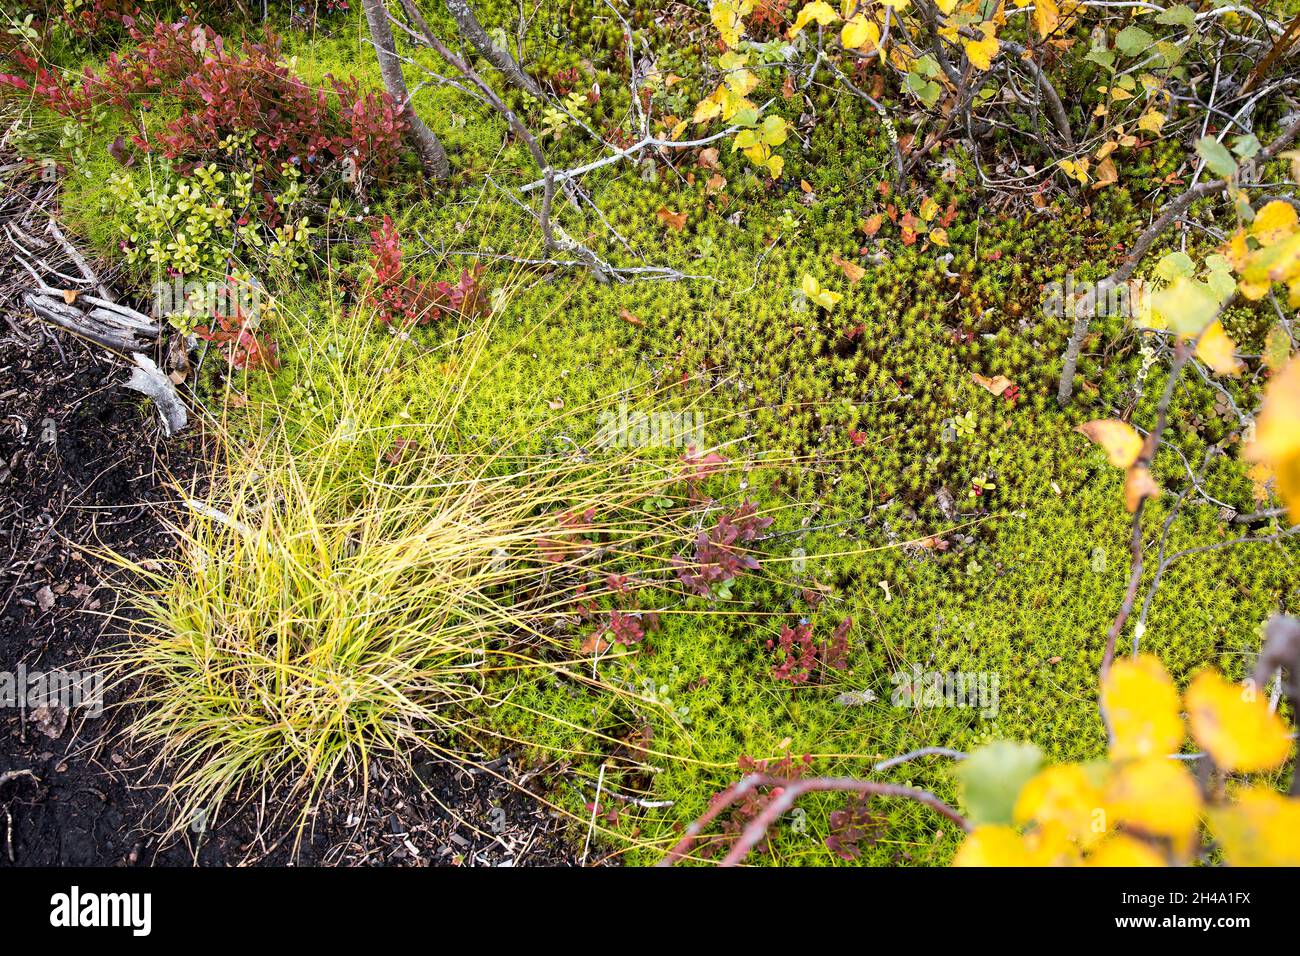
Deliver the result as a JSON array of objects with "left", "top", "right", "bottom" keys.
[
  {"left": 658, "top": 773, "right": 968, "bottom": 866},
  {"left": 441, "top": 0, "right": 542, "bottom": 96}
]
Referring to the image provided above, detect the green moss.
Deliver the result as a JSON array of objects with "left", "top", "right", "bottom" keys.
[{"left": 16, "top": 2, "right": 1299, "bottom": 866}]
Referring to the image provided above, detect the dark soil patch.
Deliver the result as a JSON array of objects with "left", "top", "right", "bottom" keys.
[{"left": 0, "top": 318, "right": 583, "bottom": 868}]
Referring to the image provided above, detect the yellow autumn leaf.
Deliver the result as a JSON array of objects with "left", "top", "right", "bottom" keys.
[
  {"left": 964, "top": 22, "right": 999, "bottom": 71},
  {"left": 711, "top": 0, "right": 754, "bottom": 47},
  {"left": 952, "top": 825, "right": 1032, "bottom": 866},
  {"left": 1245, "top": 358, "right": 1300, "bottom": 516},
  {"left": 1123, "top": 462, "right": 1161, "bottom": 512},
  {"left": 1103, "top": 757, "right": 1202, "bottom": 847},
  {"left": 788, "top": 0, "right": 839, "bottom": 37},
  {"left": 935, "top": 0, "right": 960, "bottom": 11},
  {"left": 800, "top": 274, "right": 842, "bottom": 309},
  {"left": 1022, "top": 821, "right": 1083, "bottom": 866},
  {"left": 1185, "top": 670, "right": 1293, "bottom": 773},
  {"left": 841, "top": 14, "right": 880, "bottom": 51},
  {"left": 1137, "top": 110, "right": 1166, "bottom": 134},
  {"left": 1086, "top": 834, "right": 1167, "bottom": 867},
  {"left": 1092, "top": 156, "right": 1118, "bottom": 190},
  {"left": 1013, "top": 764, "right": 1106, "bottom": 848},
  {"left": 1208, "top": 787, "right": 1300, "bottom": 866},
  {"left": 693, "top": 96, "right": 723, "bottom": 124},
  {"left": 1196, "top": 320, "right": 1243, "bottom": 377},
  {"left": 1033, "top": 0, "right": 1059, "bottom": 37},
  {"left": 1101, "top": 654, "right": 1184, "bottom": 761},
  {"left": 1251, "top": 200, "right": 1299, "bottom": 247},
  {"left": 1059, "top": 158, "right": 1089, "bottom": 184},
  {"left": 1075, "top": 419, "right": 1143, "bottom": 468}
]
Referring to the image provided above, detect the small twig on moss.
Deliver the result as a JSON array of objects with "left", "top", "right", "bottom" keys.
[{"left": 658, "top": 773, "right": 968, "bottom": 866}]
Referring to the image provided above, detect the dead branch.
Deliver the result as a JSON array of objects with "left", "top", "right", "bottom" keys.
[
  {"left": 439, "top": 0, "right": 542, "bottom": 97},
  {"left": 658, "top": 772, "right": 968, "bottom": 866},
  {"left": 1255, "top": 615, "right": 1300, "bottom": 794}
]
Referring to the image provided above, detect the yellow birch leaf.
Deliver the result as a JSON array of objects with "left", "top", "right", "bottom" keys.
[
  {"left": 1033, "top": 0, "right": 1059, "bottom": 37},
  {"left": 1101, "top": 653, "right": 1184, "bottom": 761},
  {"left": 1250, "top": 200, "right": 1299, "bottom": 247},
  {"left": 952, "top": 825, "right": 1032, "bottom": 866},
  {"left": 1185, "top": 670, "right": 1293, "bottom": 773},
  {"left": 841, "top": 14, "right": 880, "bottom": 51},
  {"left": 788, "top": 0, "right": 839, "bottom": 37},
  {"left": 1086, "top": 834, "right": 1167, "bottom": 867},
  {"left": 1137, "top": 110, "right": 1166, "bottom": 133},
  {"left": 1208, "top": 787, "right": 1300, "bottom": 866},
  {"left": 1014, "top": 764, "right": 1106, "bottom": 847},
  {"left": 964, "top": 22, "right": 999, "bottom": 71},
  {"left": 1103, "top": 757, "right": 1202, "bottom": 848},
  {"left": 1245, "top": 355, "right": 1300, "bottom": 521},
  {"left": 1195, "top": 320, "right": 1243, "bottom": 376},
  {"left": 1124, "top": 463, "right": 1161, "bottom": 512},
  {"left": 1075, "top": 419, "right": 1143, "bottom": 468}
]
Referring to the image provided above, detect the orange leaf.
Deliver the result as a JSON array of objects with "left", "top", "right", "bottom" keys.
[
  {"left": 656, "top": 207, "right": 687, "bottom": 231},
  {"left": 830, "top": 253, "right": 866, "bottom": 284},
  {"left": 973, "top": 373, "right": 1014, "bottom": 396}
]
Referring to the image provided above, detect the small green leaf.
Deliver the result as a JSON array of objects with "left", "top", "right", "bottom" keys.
[
  {"left": 1085, "top": 47, "right": 1116, "bottom": 70},
  {"left": 954, "top": 741, "right": 1044, "bottom": 826},
  {"left": 907, "top": 71, "right": 941, "bottom": 108},
  {"left": 1231, "top": 134, "right": 1261, "bottom": 159},
  {"left": 1116, "top": 25, "right": 1153, "bottom": 56},
  {"left": 1155, "top": 4, "right": 1195, "bottom": 28},
  {"left": 1154, "top": 251, "right": 1195, "bottom": 281},
  {"left": 1195, "top": 136, "right": 1238, "bottom": 178}
]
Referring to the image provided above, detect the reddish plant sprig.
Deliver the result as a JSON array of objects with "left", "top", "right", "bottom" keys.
[
  {"left": 4, "top": 22, "right": 409, "bottom": 177},
  {"left": 365, "top": 216, "right": 490, "bottom": 325},
  {"left": 673, "top": 500, "right": 773, "bottom": 597}
]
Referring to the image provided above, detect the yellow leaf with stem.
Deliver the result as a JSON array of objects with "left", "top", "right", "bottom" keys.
[
  {"left": 1014, "top": 764, "right": 1106, "bottom": 848},
  {"left": 1195, "top": 320, "right": 1243, "bottom": 377},
  {"left": 964, "top": 22, "right": 999, "bottom": 71},
  {"left": 1086, "top": 834, "right": 1167, "bottom": 867},
  {"left": 1075, "top": 419, "right": 1143, "bottom": 468},
  {"left": 1103, "top": 757, "right": 1202, "bottom": 850},
  {"left": 788, "top": 0, "right": 839, "bottom": 37},
  {"left": 1245, "top": 355, "right": 1300, "bottom": 522},
  {"left": 1208, "top": 788, "right": 1300, "bottom": 866},
  {"left": 1185, "top": 670, "right": 1293, "bottom": 773},
  {"left": 1101, "top": 654, "right": 1184, "bottom": 761},
  {"left": 1250, "top": 200, "right": 1299, "bottom": 247}
]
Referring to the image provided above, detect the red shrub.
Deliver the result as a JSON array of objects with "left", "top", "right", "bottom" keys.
[
  {"left": 4, "top": 21, "right": 409, "bottom": 177},
  {"left": 365, "top": 216, "right": 489, "bottom": 325},
  {"left": 673, "top": 500, "right": 773, "bottom": 597}
]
